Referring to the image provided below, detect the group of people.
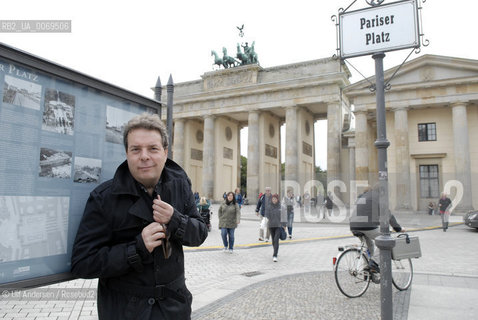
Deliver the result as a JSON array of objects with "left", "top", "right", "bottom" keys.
[{"left": 293, "top": 191, "right": 333, "bottom": 210}]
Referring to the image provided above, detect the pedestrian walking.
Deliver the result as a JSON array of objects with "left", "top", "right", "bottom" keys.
[
  {"left": 266, "top": 194, "right": 287, "bottom": 262},
  {"left": 438, "top": 192, "right": 452, "bottom": 232},
  {"left": 325, "top": 191, "right": 333, "bottom": 217},
  {"left": 296, "top": 194, "right": 302, "bottom": 207},
  {"left": 71, "top": 113, "right": 208, "bottom": 320},
  {"left": 255, "top": 187, "right": 272, "bottom": 241},
  {"left": 218, "top": 191, "right": 241, "bottom": 253},
  {"left": 194, "top": 191, "right": 200, "bottom": 205},
  {"left": 235, "top": 188, "right": 244, "bottom": 208},
  {"left": 283, "top": 190, "right": 295, "bottom": 239},
  {"left": 303, "top": 191, "right": 311, "bottom": 209},
  {"left": 197, "top": 196, "right": 212, "bottom": 232}
]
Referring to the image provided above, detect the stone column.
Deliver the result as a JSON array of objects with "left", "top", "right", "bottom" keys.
[
  {"left": 327, "top": 102, "right": 342, "bottom": 184},
  {"left": 285, "top": 106, "right": 298, "bottom": 183},
  {"left": 394, "top": 108, "right": 412, "bottom": 211},
  {"left": 354, "top": 110, "right": 369, "bottom": 183},
  {"left": 247, "top": 111, "right": 260, "bottom": 204},
  {"left": 348, "top": 137, "right": 356, "bottom": 183},
  {"left": 451, "top": 102, "right": 473, "bottom": 211},
  {"left": 202, "top": 115, "right": 215, "bottom": 199},
  {"left": 237, "top": 126, "right": 242, "bottom": 191},
  {"left": 172, "top": 119, "right": 185, "bottom": 168}
]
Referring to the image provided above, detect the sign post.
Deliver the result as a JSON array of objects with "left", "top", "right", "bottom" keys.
[
  {"left": 372, "top": 50, "right": 395, "bottom": 319},
  {"left": 336, "top": 1, "right": 422, "bottom": 318}
]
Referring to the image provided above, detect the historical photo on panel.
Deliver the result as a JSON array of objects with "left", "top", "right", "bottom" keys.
[
  {"left": 105, "top": 105, "right": 139, "bottom": 144},
  {"left": 2, "top": 75, "right": 42, "bottom": 110},
  {"left": 73, "top": 156, "right": 102, "bottom": 183},
  {"left": 42, "top": 88, "right": 75, "bottom": 135},
  {"left": 39, "top": 147, "right": 72, "bottom": 179},
  {"left": 0, "top": 196, "right": 69, "bottom": 263}
]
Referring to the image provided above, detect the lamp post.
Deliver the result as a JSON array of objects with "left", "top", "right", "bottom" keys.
[
  {"left": 153, "top": 76, "right": 162, "bottom": 118},
  {"left": 166, "top": 74, "right": 174, "bottom": 159},
  {"left": 372, "top": 52, "right": 395, "bottom": 320}
]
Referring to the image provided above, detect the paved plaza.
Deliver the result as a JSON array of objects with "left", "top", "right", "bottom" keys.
[{"left": 1, "top": 204, "right": 477, "bottom": 319}]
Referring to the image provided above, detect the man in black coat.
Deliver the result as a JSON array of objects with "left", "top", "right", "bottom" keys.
[{"left": 71, "top": 113, "right": 208, "bottom": 319}]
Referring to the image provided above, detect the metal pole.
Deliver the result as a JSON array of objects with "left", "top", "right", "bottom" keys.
[
  {"left": 372, "top": 52, "right": 395, "bottom": 320},
  {"left": 166, "top": 74, "right": 174, "bottom": 159},
  {"left": 153, "top": 76, "right": 162, "bottom": 119}
]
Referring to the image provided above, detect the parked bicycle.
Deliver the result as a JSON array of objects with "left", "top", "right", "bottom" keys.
[{"left": 333, "top": 232, "right": 419, "bottom": 298}]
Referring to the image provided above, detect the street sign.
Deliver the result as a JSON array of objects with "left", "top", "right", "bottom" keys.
[{"left": 339, "top": 0, "right": 419, "bottom": 59}]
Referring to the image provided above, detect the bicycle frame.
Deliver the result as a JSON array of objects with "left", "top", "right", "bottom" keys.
[{"left": 333, "top": 234, "right": 413, "bottom": 298}]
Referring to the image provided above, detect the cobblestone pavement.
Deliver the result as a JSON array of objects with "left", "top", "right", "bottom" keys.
[{"left": 1, "top": 205, "right": 477, "bottom": 319}]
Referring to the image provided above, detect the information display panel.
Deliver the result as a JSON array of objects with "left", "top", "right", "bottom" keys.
[{"left": 0, "top": 43, "right": 161, "bottom": 289}]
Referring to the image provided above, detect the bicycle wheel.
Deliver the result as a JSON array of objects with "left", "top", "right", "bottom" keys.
[
  {"left": 334, "top": 248, "right": 370, "bottom": 298},
  {"left": 392, "top": 258, "right": 413, "bottom": 290}
]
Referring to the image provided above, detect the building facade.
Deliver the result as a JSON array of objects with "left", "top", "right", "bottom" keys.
[{"left": 345, "top": 54, "right": 478, "bottom": 212}]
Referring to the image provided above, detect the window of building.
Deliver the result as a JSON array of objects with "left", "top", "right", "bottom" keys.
[
  {"left": 419, "top": 165, "right": 439, "bottom": 198},
  {"left": 418, "top": 123, "right": 436, "bottom": 141}
]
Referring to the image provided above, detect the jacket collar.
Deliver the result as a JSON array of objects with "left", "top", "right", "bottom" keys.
[{"left": 109, "top": 159, "right": 188, "bottom": 221}]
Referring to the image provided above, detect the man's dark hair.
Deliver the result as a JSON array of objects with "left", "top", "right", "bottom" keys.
[{"left": 123, "top": 113, "right": 168, "bottom": 150}]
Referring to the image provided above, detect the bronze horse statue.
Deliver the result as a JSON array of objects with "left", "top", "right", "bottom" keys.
[
  {"left": 211, "top": 50, "right": 223, "bottom": 69},
  {"left": 249, "top": 41, "right": 258, "bottom": 64},
  {"left": 236, "top": 43, "right": 250, "bottom": 65},
  {"left": 222, "top": 47, "right": 238, "bottom": 68}
]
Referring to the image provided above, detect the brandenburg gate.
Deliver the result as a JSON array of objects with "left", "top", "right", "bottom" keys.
[{"left": 168, "top": 58, "right": 352, "bottom": 203}]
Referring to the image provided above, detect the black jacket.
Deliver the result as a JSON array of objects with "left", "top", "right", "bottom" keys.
[
  {"left": 350, "top": 189, "right": 402, "bottom": 232},
  {"left": 438, "top": 197, "right": 452, "bottom": 212},
  {"left": 71, "top": 159, "right": 208, "bottom": 319}
]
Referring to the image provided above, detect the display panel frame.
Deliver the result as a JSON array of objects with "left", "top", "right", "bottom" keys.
[{"left": 0, "top": 42, "right": 162, "bottom": 290}]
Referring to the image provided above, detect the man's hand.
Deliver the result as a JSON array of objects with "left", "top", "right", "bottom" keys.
[
  {"left": 152, "top": 195, "right": 174, "bottom": 224},
  {"left": 141, "top": 222, "right": 167, "bottom": 253}
]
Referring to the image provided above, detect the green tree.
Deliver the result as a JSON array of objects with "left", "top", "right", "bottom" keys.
[
  {"left": 240, "top": 156, "right": 247, "bottom": 195},
  {"left": 281, "top": 162, "right": 285, "bottom": 181},
  {"left": 315, "top": 165, "right": 327, "bottom": 192}
]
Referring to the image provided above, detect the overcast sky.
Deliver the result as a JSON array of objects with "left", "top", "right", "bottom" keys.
[{"left": 2, "top": 0, "right": 476, "bottom": 169}]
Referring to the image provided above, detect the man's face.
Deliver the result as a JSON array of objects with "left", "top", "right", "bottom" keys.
[{"left": 126, "top": 128, "right": 168, "bottom": 191}]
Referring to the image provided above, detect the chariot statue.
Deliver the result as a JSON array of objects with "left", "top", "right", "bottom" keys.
[{"left": 211, "top": 25, "right": 259, "bottom": 70}]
